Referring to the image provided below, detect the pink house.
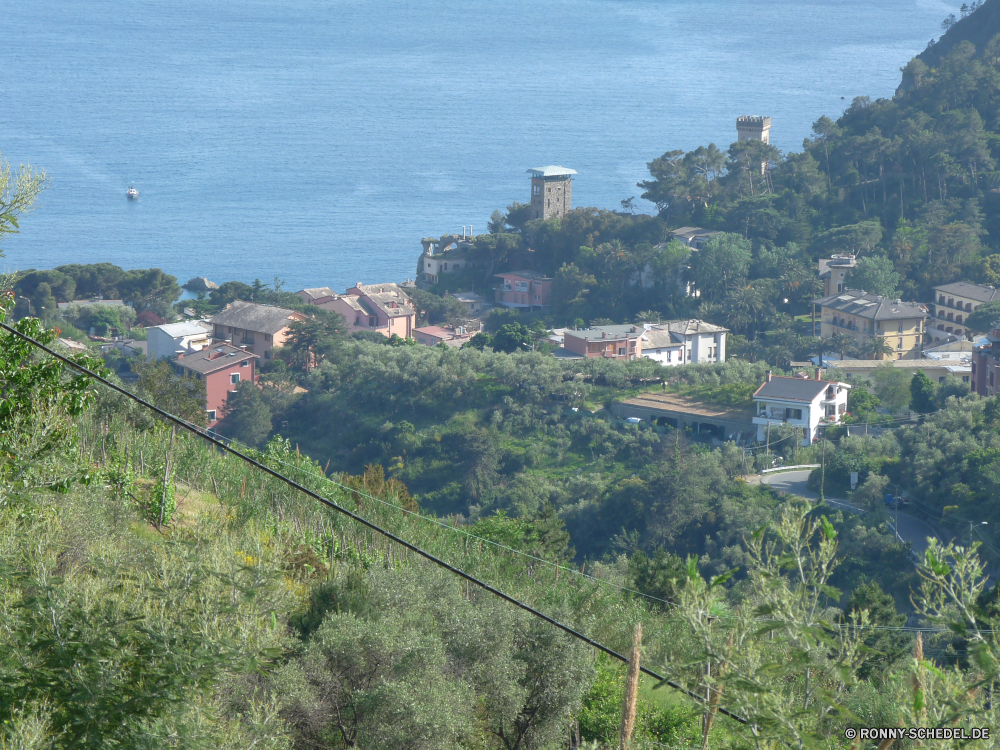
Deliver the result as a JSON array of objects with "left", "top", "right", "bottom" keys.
[
  {"left": 495, "top": 271, "right": 553, "bottom": 309},
  {"left": 175, "top": 343, "right": 259, "bottom": 427},
  {"left": 296, "top": 283, "right": 416, "bottom": 339}
]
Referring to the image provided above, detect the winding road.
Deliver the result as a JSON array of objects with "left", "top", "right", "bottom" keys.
[{"left": 761, "top": 470, "right": 942, "bottom": 559}]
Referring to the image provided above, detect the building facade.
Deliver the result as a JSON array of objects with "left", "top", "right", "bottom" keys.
[
  {"left": 669, "top": 227, "right": 721, "bottom": 250},
  {"left": 297, "top": 283, "right": 416, "bottom": 339},
  {"left": 928, "top": 281, "right": 1000, "bottom": 343},
  {"left": 972, "top": 326, "right": 1000, "bottom": 397},
  {"left": 813, "top": 290, "right": 928, "bottom": 360},
  {"left": 639, "top": 319, "right": 727, "bottom": 366},
  {"left": 752, "top": 371, "right": 850, "bottom": 446},
  {"left": 563, "top": 325, "right": 643, "bottom": 359},
  {"left": 208, "top": 301, "right": 305, "bottom": 361},
  {"left": 528, "top": 166, "right": 576, "bottom": 220},
  {"left": 174, "top": 343, "right": 258, "bottom": 427},
  {"left": 495, "top": 271, "right": 553, "bottom": 309}
]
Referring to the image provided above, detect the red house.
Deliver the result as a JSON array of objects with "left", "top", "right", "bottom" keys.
[{"left": 176, "top": 343, "right": 259, "bottom": 427}]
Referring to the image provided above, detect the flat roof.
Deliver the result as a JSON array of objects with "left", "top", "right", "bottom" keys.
[
  {"left": 527, "top": 166, "right": 577, "bottom": 178},
  {"left": 496, "top": 270, "right": 552, "bottom": 281},
  {"left": 565, "top": 324, "right": 642, "bottom": 342},
  {"left": 618, "top": 392, "right": 754, "bottom": 421},
  {"left": 152, "top": 321, "right": 212, "bottom": 338}
]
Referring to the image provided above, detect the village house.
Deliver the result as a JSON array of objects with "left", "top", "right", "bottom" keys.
[
  {"left": 813, "top": 290, "right": 928, "bottom": 360},
  {"left": 972, "top": 324, "right": 1000, "bottom": 397},
  {"left": 753, "top": 371, "right": 850, "bottom": 446},
  {"left": 147, "top": 320, "right": 213, "bottom": 360},
  {"left": 174, "top": 343, "right": 258, "bottom": 427},
  {"left": 297, "top": 282, "right": 416, "bottom": 339},
  {"left": 495, "top": 270, "right": 553, "bottom": 309},
  {"left": 563, "top": 325, "right": 643, "bottom": 359},
  {"left": 295, "top": 287, "right": 338, "bottom": 305},
  {"left": 208, "top": 301, "right": 305, "bottom": 361},
  {"left": 412, "top": 324, "right": 477, "bottom": 348},
  {"left": 448, "top": 291, "right": 485, "bottom": 315},
  {"left": 416, "top": 235, "right": 473, "bottom": 286},
  {"left": 670, "top": 227, "right": 721, "bottom": 250},
  {"left": 817, "top": 254, "right": 857, "bottom": 297},
  {"left": 928, "top": 281, "right": 1000, "bottom": 343},
  {"left": 638, "top": 319, "right": 727, "bottom": 366}
]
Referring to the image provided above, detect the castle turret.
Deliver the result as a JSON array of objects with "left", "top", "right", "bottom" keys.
[
  {"left": 736, "top": 116, "right": 771, "bottom": 144},
  {"left": 527, "top": 166, "right": 577, "bottom": 221}
]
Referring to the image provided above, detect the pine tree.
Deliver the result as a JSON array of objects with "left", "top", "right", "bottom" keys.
[{"left": 910, "top": 370, "right": 937, "bottom": 414}]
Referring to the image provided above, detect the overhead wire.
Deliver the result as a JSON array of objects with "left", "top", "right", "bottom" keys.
[{"left": 0, "top": 321, "right": 751, "bottom": 725}]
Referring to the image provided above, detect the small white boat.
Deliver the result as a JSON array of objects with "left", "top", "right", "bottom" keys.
[{"left": 127, "top": 185, "right": 139, "bottom": 200}]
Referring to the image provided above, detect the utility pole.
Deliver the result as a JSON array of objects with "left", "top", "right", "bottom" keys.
[
  {"left": 819, "top": 438, "right": 826, "bottom": 503},
  {"left": 765, "top": 421, "right": 771, "bottom": 458}
]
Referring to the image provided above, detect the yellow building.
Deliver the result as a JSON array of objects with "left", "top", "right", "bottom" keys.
[
  {"left": 928, "top": 281, "right": 1000, "bottom": 343},
  {"left": 813, "top": 290, "right": 928, "bottom": 360}
]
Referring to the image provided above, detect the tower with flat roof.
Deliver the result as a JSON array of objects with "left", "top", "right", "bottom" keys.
[
  {"left": 528, "top": 166, "right": 577, "bottom": 220},
  {"left": 736, "top": 116, "right": 771, "bottom": 144}
]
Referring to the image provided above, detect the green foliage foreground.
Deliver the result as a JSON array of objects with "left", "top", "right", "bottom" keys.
[{"left": 7, "top": 295, "right": 1000, "bottom": 750}]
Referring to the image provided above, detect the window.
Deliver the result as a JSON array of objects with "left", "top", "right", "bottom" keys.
[
  {"left": 240, "top": 360, "right": 249, "bottom": 368},
  {"left": 939, "top": 376, "right": 945, "bottom": 384},
  {"left": 534, "top": 294, "right": 540, "bottom": 301},
  {"left": 963, "top": 376, "right": 970, "bottom": 383},
  {"left": 264, "top": 351, "right": 271, "bottom": 360},
  {"left": 785, "top": 408, "right": 803, "bottom": 420},
  {"left": 231, "top": 373, "right": 240, "bottom": 384},
  {"left": 758, "top": 403, "right": 767, "bottom": 415},
  {"left": 897, "top": 339, "right": 903, "bottom": 349},
  {"left": 533, "top": 184, "right": 540, "bottom": 196},
  {"left": 265, "top": 333, "right": 271, "bottom": 342},
  {"left": 207, "top": 410, "right": 216, "bottom": 421},
  {"left": 897, "top": 324, "right": 904, "bottom": 333}
]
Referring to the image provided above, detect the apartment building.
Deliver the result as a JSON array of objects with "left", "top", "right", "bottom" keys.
[
  {"left": 813, "top": 290, "right": 928, "bottom": 360},
  {"left": 928, "top": 281, "right": 1000, "bottom": 343}
]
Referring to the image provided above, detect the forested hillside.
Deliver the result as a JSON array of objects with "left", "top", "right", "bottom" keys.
[
  {"left": 7, "top": 288, "right": 1000, "bottom": 748},
  {"left": 416, "top": 11, "right": 1000, "bottom": 351}
]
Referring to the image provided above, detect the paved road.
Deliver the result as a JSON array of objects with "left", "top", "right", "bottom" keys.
[{"left": 761, "top": 470, "right": 941, "bottom": 559}]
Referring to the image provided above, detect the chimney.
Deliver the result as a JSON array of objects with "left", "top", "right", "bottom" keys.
[
  {"left": 815, "top": 367, "right": 821, "bottom": 380},
  {"left": 766, "top": 370, "right": 773, "bottom": 382},
  {"left": 356, "top": 282, "right": 362, "bottom": 288}
]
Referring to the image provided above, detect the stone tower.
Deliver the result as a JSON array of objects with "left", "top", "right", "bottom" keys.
[
  {"left": 736, "top": 116, "right": 771, "bottom": 144},
  {"left": 528, "top": 166, "right": 577, "bottom": 221}
]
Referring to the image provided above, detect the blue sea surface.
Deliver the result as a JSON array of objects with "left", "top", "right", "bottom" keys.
[{"left": 2, "top": 0, "right": 959, "bottom": 293}]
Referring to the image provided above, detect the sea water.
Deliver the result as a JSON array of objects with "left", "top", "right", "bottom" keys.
[{"left": 2, "top": 0, "right": 959, "bottom": 293}]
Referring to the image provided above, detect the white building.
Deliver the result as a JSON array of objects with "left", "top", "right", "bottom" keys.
[
  {"left": 639, "top": 319, "right": 727, "bottom": 366},
  {"left": 752, "top": 371, "right": 850, "bottom": 446},
  {"left": 147, "top": 321, "right": 213, "bottom": 360}
]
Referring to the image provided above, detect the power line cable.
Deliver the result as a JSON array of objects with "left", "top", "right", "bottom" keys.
[{"left": 0, "top": 322, "right": 751, "bottom": 725}]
